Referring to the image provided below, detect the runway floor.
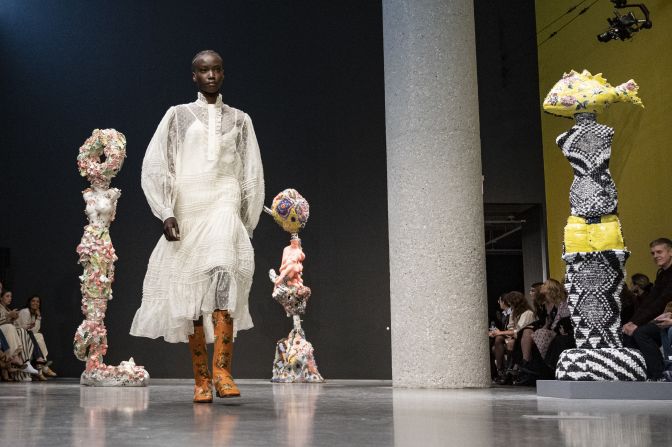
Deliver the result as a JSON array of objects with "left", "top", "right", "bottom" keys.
[{"left": 1, "top": 379, "right": 671, "bottom": 446}]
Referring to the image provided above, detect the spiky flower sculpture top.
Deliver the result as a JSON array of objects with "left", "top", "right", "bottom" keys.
[
  {"left": 543, "top": 69, "right": 643, "bottom": 118},
  {"left": 265, "top": 189, "right": 323, "bottom": 383},
  {"left": 74, "top": 129, "right": 149, "bottom": 386}
]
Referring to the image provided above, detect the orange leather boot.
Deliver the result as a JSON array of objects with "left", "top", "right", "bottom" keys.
[
  {"left": 212, "top": 310, "right": 240, "bottom": 398},
  {"left": 188, "top": 324, "right": 213, "bottom": 403}
]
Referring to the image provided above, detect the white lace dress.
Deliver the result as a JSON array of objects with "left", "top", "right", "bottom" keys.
[{"left": 130, "top": 93, "right": 264, "bottom": 343}]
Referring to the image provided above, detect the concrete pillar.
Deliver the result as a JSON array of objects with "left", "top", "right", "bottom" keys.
[{"left": 383, "top": 0, "right": 490, "bottom": 387}]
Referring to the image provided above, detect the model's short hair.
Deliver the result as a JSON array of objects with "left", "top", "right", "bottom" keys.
[
  {"left": 191, "top": 50, "right": 223, "bottom": 71},
  {"left": 631, "top": 273, "right": 651, "bottom": 288},
  {"left": 649, "top": 238, "right": 672, "bottom": 249}
]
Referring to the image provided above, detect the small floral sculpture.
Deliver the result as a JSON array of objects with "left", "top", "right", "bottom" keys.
[
  {"left": 543, "top": 69, "right": 643, "bottom": 118},
  {"left": 74, "top": 129, "right": 149, "bottom": 387},
  {"left": 264, "top": 189, "right": 323, "bottom": 383}
]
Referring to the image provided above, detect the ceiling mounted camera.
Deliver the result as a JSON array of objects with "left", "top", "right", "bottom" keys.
[{"left": 597, "top": 0, "right": 652, "bottom": 42}]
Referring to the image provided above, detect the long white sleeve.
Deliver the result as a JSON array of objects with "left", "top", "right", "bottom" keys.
[
  {"left": 141, "top": 107, "right": 177, "bottom": 222},
  {"left": 239, "top": 113, "right": 265, "bottom": 237}
]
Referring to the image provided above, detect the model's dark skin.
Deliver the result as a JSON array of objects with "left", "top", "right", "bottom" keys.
[{"left": 163, "top": 52, "right": 225, "bottom": 242}]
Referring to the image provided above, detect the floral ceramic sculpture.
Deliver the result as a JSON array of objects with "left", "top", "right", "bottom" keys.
[
  {"left": 543, "top": 71, "right": 646, "bottom": 381},
  {"left": 264, "top": 189, "right": 324, "bottom": 383},
  {"left": 74, "top": 129, "right": 149, "bottom": 386}
]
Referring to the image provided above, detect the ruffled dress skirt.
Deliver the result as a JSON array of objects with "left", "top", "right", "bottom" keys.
[{"left": 130, "top": 174, "right": 254, "bottom": 343}]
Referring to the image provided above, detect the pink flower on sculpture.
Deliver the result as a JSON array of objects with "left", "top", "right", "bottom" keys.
[{"left": 560, "top": 96, "right": 577, "bottom": 106}]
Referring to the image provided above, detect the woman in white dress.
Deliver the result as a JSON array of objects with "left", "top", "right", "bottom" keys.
[
  {"left": 16, "top": 295, "right": 56, "bottom": 377},
  {"left": 0, "top": 290, "right": 41, "bottom": 380},
  {"left": 130, "top": 50, "right": 264, "bottom": 402}
]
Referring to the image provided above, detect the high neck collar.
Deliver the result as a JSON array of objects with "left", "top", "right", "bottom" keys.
[{"left": 196, "top": 92, "right": 223, "bottom": 107}]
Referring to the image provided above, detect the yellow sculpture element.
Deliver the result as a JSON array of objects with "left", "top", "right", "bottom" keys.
[
  {"left": 563, "top": 215, "right": 625, "bottom": 254},
  {"left": 543, "top": 69, "right": 643, "bottom": 118}
]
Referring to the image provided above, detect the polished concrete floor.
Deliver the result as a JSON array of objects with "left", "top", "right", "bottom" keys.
[{"left": 1, "top": 379, "right": 671, "bottom": 447}]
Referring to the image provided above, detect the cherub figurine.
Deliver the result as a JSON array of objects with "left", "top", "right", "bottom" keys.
[{"left": 265, "top": 189, "right": 312, "bottom": 318}]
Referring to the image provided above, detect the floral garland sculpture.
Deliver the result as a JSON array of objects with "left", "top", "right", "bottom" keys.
[
  {"left": 542, "top": 70, "right": 646, "bottom": 381},
  {"left": 74, "top": 129, "right": 149, "bottom": 386},
  {"left": 265, "top": 189, "right": 324, "bottom": 383}
]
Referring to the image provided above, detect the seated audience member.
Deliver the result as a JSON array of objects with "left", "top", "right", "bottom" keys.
[
  {"left": 528, "top": 282, "right": 544, "bottom": 314},
  {"left": 0, "top": 290, "right": 41, "bottom": 380},
  {"left": 489, "top": 291, "right": 535, "bottom": 384},
  {"left": 622, "top": 238, "right": 672, "bottom": 380},
  {"left": 496, "top": 294, "right": 512, "bottom": 329},
  {"left": 0, "top": 348, "right": 20, "bottom": 381},
  {"left": 620, "top": 283, "right": 637, "bottom": 326},
  {"left": 16, "top": 295, "right": 56, "bottom": 377},
  {"left": 489, "top": 294, "right": 512, "bottom": 380},
  {"left": 0, "top": 345, "right": 35, "bottom": 381},
  {"left": 654, "top": 302, "right": 672, "bottom": 381},
  {"left": 514, "top": 278, "right": 575, "bottom": 385},
  {"left": 0, "top": 318, "right": 29, "bottom": 382},
  {"left": 0, "top": 348, "right": 13, "bottom": 381},
  {"left": 622, "top": 273, "right": 653, "bottom": 324},
  {"left": 631, "top": 273, "right": 653, "bottom": 299}
]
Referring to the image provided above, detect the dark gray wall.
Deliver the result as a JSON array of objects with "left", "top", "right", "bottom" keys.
[
  {"left": 474, "top": 1, "right": 546, "bottom": 205},
  {"left": 0, "top": 0, "right": 391, "bottom": 379},
  {"left": 474, "top": 0, "right": 547, "bottom": 290}
]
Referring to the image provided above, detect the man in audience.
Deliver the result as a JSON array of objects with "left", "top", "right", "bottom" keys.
[{"left": 622, "top": 238, "right": 672, "bottom": 380}]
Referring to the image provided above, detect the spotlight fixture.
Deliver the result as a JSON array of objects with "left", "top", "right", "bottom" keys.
[{"left": 597, "top": 0, "right": 652, "bottom": 43}]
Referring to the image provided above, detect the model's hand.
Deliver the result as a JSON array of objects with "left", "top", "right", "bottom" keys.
[
  {"left": 163, "top": 217, "right": 181, "bottom": 241},
  {"left": 8, "top": 310, "right": 19, "bottom": 320}
]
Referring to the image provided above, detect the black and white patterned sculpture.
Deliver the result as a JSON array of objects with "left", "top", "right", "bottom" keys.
[{"left": 543, "top": 70, "right": 646, "bottom": 381}]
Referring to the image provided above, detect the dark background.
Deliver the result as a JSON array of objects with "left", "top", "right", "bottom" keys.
[{"left": 0, "top": 1, "right": 544, "bottom": 379}]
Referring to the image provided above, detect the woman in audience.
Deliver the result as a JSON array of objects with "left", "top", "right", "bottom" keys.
[
  {"left": 0, "top": 314, "right": 34, "bottom": 382},
  {"left": 16, "top": 295, "right": 56, "bottom": 377},
  {"left": 489, "top": 294, "right": 511, "bottom": 379},
  {"left": 514, "top": 278, "right": 574, "bottom": 385},
  {"left": 489, "top": 291, "right": 535, "bottom": 384},
  {"left": 529, "top": 283, "right": 546, "bottom": 320},
  {"left": 0, "top": 290, "right": 42, "bottom": 380},
  {"left": 0, "top": 345, "right": 35, "bottom": 381}
]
